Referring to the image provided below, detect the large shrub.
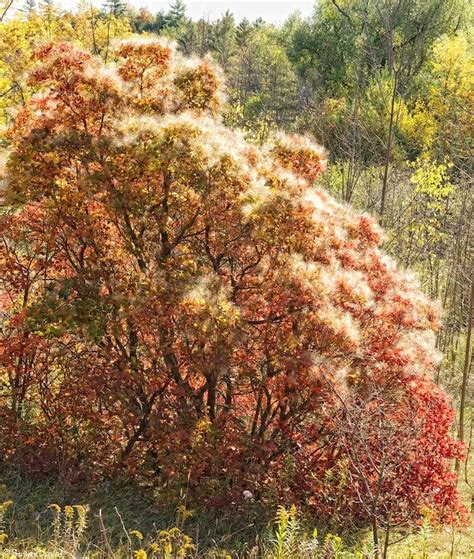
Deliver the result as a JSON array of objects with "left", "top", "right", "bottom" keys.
[{"left": 0, "top": 40, "right": 464, "bottom": 528}]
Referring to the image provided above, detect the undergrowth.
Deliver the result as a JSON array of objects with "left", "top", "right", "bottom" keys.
[{"left": 0, "top": 471, "right": 472, "bottom": 558}]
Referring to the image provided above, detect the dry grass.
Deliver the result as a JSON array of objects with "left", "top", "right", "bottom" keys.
[{"left": 0, "top": 468, "right": 473, "bottom": 558}]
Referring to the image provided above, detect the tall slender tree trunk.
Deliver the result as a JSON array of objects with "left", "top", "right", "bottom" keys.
[
  {"left": 345, "top": 85, "right": 361, "bottom": 202},
  {"left": 89, "top": 2, "right": 98, "bottom": 55},
  {"left": 380, "top": 73, "right": 398, "bottom": 219},
  {"left": 456, "top": 271, "right": 474, "bottom": 475}
]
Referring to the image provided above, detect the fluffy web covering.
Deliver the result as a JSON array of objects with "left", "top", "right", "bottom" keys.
[{"left": 0, "top": 40, "right": 465, "bottom": 526}]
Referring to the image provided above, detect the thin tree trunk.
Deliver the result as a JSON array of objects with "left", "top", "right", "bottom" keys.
[
  {"left": 372, "top": 517, "right": 380, "bottom": 559},
  {"left": 89, "top": 1, "right": 98, "bottom": 55},
  {"left": 345, "top": 76, "right": 361, "bottom": 202},
  {"left": 380, "top": 73, "right": 398, "bottom": 219},
  {"left": 0, "top": 0, "right": 14, "bottom": 22},
  {"left": 455, "top": 271, "right": 474, "bottom": 475},
  {"left": 382, "top": 524, "right": 391, "bottom": 559}
]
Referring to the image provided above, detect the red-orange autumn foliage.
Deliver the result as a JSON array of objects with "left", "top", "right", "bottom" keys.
[{"left": 0, "top": 40, "right": 465, "bottom": 527}]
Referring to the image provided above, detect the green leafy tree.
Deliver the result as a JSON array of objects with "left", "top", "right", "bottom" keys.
[
  {"left": 226, "top": 26, "right": 299, "bottom": 137},
  {"left": 178, "top": 18, "right": 212, "bottom": 57}
]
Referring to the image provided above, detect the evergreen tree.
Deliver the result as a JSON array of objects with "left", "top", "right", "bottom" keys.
[
  {"left": 103, "top": 0, "right": 127, "bottom": 17},
  {"left": 163, "top": 0, "right": 186, "bottom": 30},
  {"left": 236, "top": 18, "right": 253, "bottom": 48},
  {"left": 154, "top": 11, "right": 166, "bottom": 32},
  {"left": 22, "top": 0, "right": 36, "bottom": 15},
  {"left": 212, "top": 11, "right": 237, "bottom": 70}
]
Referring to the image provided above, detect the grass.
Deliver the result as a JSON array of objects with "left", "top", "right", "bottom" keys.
[
  {"left": 388, "top": 448, "right": 474, "bottom": 559},
  {"left": 1, "top": 413, "right": 474, "bottom": 558},
  {"left": 0, "top": 470, "right": 272, "bottom": 558},
  {"left": 0, "top": 469, "right": 473, "bottom": 558}
]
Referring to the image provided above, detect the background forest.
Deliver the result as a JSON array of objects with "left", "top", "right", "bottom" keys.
[{"left": 0, "top": 0, "right": 473, "bottom": 558}]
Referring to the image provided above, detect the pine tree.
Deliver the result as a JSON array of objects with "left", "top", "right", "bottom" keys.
[
  {"left": 103, "top": 0, "right": 127, "bottom": 17},
  {"left": 22, "top": 0, "right": 36, "bottom": 15},
  {"left": 212, "top": 11, "right": 237, "bottom": 71},
  {"left": 163, "top": 0, "right": 186, "bottom": 30},
  {"left": 236, "top": 18, "right": 253, "bottom": 48}
]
